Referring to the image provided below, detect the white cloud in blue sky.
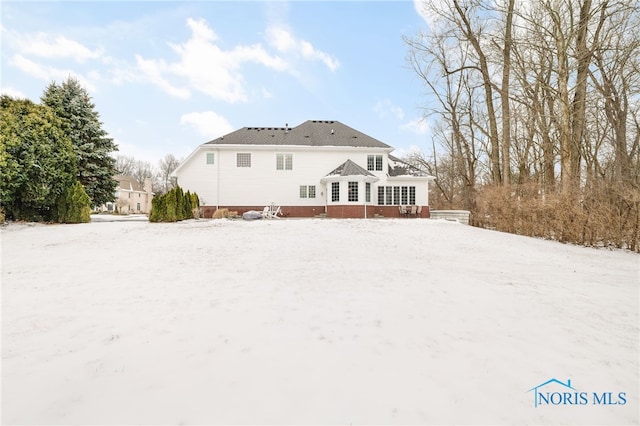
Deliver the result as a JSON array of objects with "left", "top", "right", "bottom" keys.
[
  {"left": 1, "top": 1, "right": 433, "bottom": 163},
  {"left": 180, "top": 111, "right": 235, "bottom": 139}
]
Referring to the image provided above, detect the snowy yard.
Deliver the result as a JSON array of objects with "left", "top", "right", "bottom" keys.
[{"left": 1, "top": 218, "right": 638, "bottom": 425}]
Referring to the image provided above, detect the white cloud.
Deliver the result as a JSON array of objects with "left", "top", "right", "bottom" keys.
[
  {"left": 413, "top": 0, "right": 451, "bottom": 33},
  {"left": 180, "top": 111, "right": 234, "bottom": 139},
  {"left": 137, "top": 18, "right": 288, "bottom": 103},
  {"left": 9, "top": 54, "right": 98, "bottom": 93},
  {"left": 374, "top": 99, "right": 405, "bottom": 120},
  {"left": 0, "top": 86, "right": 27, "bottom": 98},
  {"left": 401, "top": 117, "right": 430, "bottom": 136},
  {"left": 135, "top": 55, "right": 190, "bottom": 99},
  {"left": 266, "top": 26, "right": 340, "bottom": 72},
  {"left": 14, "top": 33, "right": 103, "bottom": 63}
]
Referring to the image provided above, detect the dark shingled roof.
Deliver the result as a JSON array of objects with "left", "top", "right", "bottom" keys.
[
  {"left": 388, "top": 154, "right": 431, "bottom": 177},
  {"left": 325, "top": 159, "right": 375, "bottom": 177},
  {"left": 204, "top": 120, "right": 391, "bottom": 149}
]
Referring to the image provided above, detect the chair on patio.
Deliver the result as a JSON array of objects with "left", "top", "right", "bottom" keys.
[
  {"left": 263, "top": 205, "right": 281, "bottom": 219},
  {"left": 399, "top": 205, "right": 406, "bottom": 216},
  {"left": 410, "top": 205, "right": 418, "bottom": 216}
]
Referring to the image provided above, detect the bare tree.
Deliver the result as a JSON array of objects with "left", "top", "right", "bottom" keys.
[
  {"left": 115, "top": 154, "right": 155, "bottom": 187},
  {"left": 156, "top": 154, "right": 182, "bottom": 194}
]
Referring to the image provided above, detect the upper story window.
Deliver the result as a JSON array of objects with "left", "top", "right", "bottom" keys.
[
  {"left": 237, "top": 153, "right": 251, "bottom": 167},
  {"left": 367, "top": 154, "right": 383, "bottom": 171},
  {"left": 206, "top": 152, "right": 215, "bottom": 165},
  {"left": 276, "top": 153, "right": 293, "bottom": 170}
]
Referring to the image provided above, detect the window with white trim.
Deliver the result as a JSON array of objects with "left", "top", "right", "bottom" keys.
[
  {"left": 367, "top": 154, "right": 383, "bottom": 171},
  {"left": 365, "top": 183, "right": 371, "bottom": 203},
  {"left": 299, "top": 185, "right": 317, "bottom": 199},
  {"left": 348, "top": 181, "right": 358, "bottom": 202},
  {"left": 276, "top": 153, "right": 293, "bottom": 170},
  {"left": 331, "top": 182, "right": 340, "bottom": 202},
  {"left": 237, "top": 153, "right": 251, "bottom": 167},
  {"left": 206, "top": 152, "right": 215, "bottom": 165},
  {"left": 377, "top": 185, "right": 417, "bottom": 205}
]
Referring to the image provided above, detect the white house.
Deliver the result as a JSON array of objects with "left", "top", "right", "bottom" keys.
[{"left": 171, "top": 120, "right": 434, "bottom": 218}]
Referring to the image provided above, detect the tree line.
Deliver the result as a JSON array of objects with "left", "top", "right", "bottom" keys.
[
  {"left": 1, "top": 78, "right": 118, "bottom": 222},
  {"left": 1, "top": 77, "right": 185, "bottom": 223},
  {"left": 405, "top": 0, "right": 639, "bottom": 250}
]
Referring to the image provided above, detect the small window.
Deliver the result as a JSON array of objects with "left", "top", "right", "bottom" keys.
[
  {"left": 299, "top": 185, "right": 316, "bottom": 198},
  {"left": 331, "top": 182, "right": 340, "bottom": 202},
  {"left": 136, "top": 203, "right": 141, "bottom": 211},
  {"left": 375, "top": 155, "right": 383, "bottom": 171},
  {"left": 378, "top": 186, "right": 385, "bottom": 205},
  {"left": 367, "top": 155, "right": 375, "bottom": 171},
  {"left": 348, "top": 181, "right": 358, "bottom": 202},
  {"left": 409, "top": 186, "right": 416, "bottom": 205},
  {"left": 277, "top": 153, "right": 293, "bottom": 170},
  {"left": 128, "top": 192, "right": 131, "bottom": 199},
  {"left": 365, "top": 183, "right": 371, "bottom": 203},
  {"left": 206, "top": 152, "right": 215, "bottom": 165},
  {"left": 237, "top": 153, "right": 251, "bottom": 167},
  {"left": 393, "top": 187, "right": 400, "bottom": 205},
  {"left": 401, "top": 187, "right": 408, "bottom": 205}
]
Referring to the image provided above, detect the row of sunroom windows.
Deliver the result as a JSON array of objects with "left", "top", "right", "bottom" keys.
[{"left": 300, "top": 182, "right": 416, "bottom": 205}]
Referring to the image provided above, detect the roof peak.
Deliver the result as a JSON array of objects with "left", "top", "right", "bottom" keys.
[{"left": 204, "top": 120, "right": 391, "bottom": 149}]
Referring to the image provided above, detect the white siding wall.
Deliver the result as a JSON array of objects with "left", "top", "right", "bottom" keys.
[{"left": 175, "top": 145, "right": 429, "bottom": 207}]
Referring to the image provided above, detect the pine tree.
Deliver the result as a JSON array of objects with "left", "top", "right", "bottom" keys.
[{"left": 41, "top": 77, "right": 118, "bottom": 208}]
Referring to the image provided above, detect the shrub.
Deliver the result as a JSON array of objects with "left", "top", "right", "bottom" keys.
[
  {"left": 149, "top": 185, "right": 201, "bottom": 223},
  {"left": 56, "top": 181, "right": 91, "bottom": 223}
]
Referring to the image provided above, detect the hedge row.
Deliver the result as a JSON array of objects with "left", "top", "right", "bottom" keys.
[{"left": 149, "top": 186, "right": 200, "bottom": 222}]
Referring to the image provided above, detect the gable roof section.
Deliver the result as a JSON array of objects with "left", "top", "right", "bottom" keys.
[
  {"left": 321, "top": 159, "right": 380, "bottom": 184},
  {"left": 325, "top": 159, "right": 376, "bottom": 178},
  {"left": 388, "top": 154, "right": 432, "bottom": 177},
  {"left": 204, "top": 120, "right": 392, "bottom": 149},
  {"left": 115, "top": 175, "right": 144, "bottom": 192}
]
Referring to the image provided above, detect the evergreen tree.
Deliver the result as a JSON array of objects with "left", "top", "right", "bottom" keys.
[
  {"left": 41, "top": 77, "right": 118, "bottom": 207},
  {"left": 183, "top": 190, "right": 193, "bottom": 219},
  {"left": 0, "top": 95, "right": 77, "bottom": 221},
  {"left": 57, "top": 181, "right": 91, "bottom": 223}
]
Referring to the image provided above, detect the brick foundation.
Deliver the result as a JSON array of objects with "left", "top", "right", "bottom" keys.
[{"left": 201, "top": 205, "right": 430, "bottom": 219}]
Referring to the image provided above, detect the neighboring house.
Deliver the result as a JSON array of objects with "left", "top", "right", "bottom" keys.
[
  {"left": 100, "top": 175, "right": 154, "bottom": 214},
  {"left": 171, "top": 120, "right": 435, "bottom": 218}
]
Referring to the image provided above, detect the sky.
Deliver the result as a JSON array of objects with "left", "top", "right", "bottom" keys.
[{"left": 1, "top": 1, "right": 433, "bottom": 165}]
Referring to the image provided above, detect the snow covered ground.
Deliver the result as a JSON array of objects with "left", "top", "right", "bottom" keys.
[{"left": 1, "top": 217, "right": 638, "bottom": 425}]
